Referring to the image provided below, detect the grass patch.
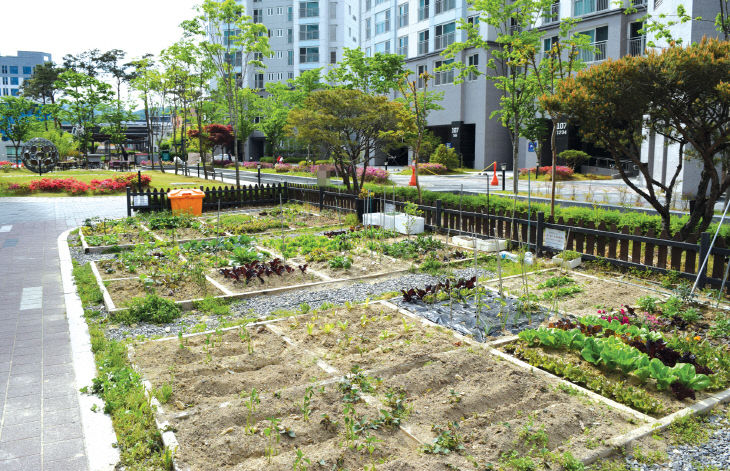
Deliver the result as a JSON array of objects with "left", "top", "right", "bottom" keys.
[
  {"left": 72, "top": 262, "right": 103, "bottom": 305},
  {"left": 192, "top": 296, "right": 231, "bottom": 316},
  {"left": 667, "top": 414, "right": 710, "bottom": 445}
]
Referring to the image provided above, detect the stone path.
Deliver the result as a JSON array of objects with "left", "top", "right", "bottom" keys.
[{"left": 0, "top": 197, "right": 125, "bottom": 471}]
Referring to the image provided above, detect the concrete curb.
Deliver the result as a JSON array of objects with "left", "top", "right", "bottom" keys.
[{"left": 57, "top": 229, "right": 120, "bottom": 470}]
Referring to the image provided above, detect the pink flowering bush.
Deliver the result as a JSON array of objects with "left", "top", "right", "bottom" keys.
[
  {"left": 597, "top": 307, "right": 631, "bottom": 325},
  {"left": 417, "top": 163, "right": 448, "bottom": 175},
  {"left": 0, "top": 161, "right": 13, "bottom": 172},
  {"left": 519, "top": 166, "right": 574, "bottom": 179},
  {"left": 274, "top": 163, "right": 293, "bottom": 173},
  {"left": 242, "top": 161, "right": 274, "bottom": 169},
  {"left": 357, "top": 167, "right": 389, "bottom": 183},
  {"left": 4, "top": 173, "right": 150, "bottom": 195}
]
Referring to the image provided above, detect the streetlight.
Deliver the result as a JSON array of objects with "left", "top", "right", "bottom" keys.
[
  {"left": 501, "top": 162, "right": 507, "bottom": 191},
  {"left": 257, "top": 163, "right": 262, "bottom": 186}
]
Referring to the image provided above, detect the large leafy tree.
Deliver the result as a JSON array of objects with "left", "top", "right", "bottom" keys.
[
  {"left": 182, "top": 0, "right": 271, "bottom": 186},
  {"left": 544, "top": 38, "right": 730, "bottom": 240},
  {"left": 129, "top": 55, "right": 164, "bottom": 172},
  {"left": 22, "top": 62, "right": 64, "bottom": 129},
  {"left": 0, "top": 96, "right": 39, "bottom": 161},
  {"left": 326, "top": 48, "right": 406, "bottom": 94},
  {"left": 55, "top": 70, "right": 113, "bottom": 157},
  {"left": 444, "top": 0, "right": 550, "bottom": 193},
  {"left": 287, "top": 88, "right": 415, "bottom": 196}
]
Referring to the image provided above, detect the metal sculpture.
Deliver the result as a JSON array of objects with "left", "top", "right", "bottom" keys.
[{"left": 21, "top": 138, "right": 59, "bottom": 174}]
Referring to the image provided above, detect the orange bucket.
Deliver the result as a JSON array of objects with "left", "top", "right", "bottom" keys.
[{"left": 168, "top": 189, "right": 205, "bottom": 216}]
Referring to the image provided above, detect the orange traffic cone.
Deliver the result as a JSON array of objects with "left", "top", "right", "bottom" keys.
[
  {"left": 409, "top": 165, "right": 418, "bottom": 186},
  {"left": 490, "top": 162, "right": 499, "bottom": 186}
]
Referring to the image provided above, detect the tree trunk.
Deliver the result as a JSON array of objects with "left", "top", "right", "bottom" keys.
[
  {"left": 512, "top": 118, "right": 519, "bottom": 194},
  {"left": 550, "top": 118, "right": 557, "bottom": 218}
]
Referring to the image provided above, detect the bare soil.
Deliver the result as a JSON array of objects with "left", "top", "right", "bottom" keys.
[
  {"left": 485, "top": 270, "right": 660, "bottom": 317},
  {"left": 132, "top": 304, "right": 639, "bottom": 471},
  {"left": 288, "top": 251, "right": 409, "bottom": 279},
  {"left": 106, "top": 278, "right": 224, "bottom": 306},
  {"left": 152, "top": 226, "right": 219, "bottom": 242}
]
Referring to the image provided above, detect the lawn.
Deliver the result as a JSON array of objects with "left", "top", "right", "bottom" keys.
[{"left": 0, "top": 168, "right": 232, "bottom": 197}]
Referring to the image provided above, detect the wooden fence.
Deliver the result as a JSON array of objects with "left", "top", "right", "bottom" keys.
[{"left": 126, "top": 183, "right": 729, "bottom": 290}]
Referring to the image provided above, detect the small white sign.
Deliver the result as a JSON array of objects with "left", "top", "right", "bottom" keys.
[
  {"left": 317, "top": 169, "right": 329, "bottom": 187},
  {"left": 133, "top": 195, "right": 149, "bottom": 207},
  {"left": 543, "top": 228, "right": 566, "bottom": 250},
  {"left": 384, "top": 203, "right": 395, "bottom": 213}
]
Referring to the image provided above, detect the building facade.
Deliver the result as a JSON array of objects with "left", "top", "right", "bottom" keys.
[{"left": 0, "top": 50, "right": 52, "bottom": 160}]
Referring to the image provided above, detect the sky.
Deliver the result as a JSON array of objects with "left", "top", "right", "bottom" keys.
[{"left": 2, "top": 0, "right": 200, "bottom": 65}]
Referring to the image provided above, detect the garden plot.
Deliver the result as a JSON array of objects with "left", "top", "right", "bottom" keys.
[
  {"left": 209, "top": 258, "right": 324, "bottom": 294},
  {"left": 131, "top": 303, "right": 641, "bottom": 471},
  {"left": 80, "top": 224, "right": 156, "bottom": 249},
  {"left": 202, "top": 204, "right": 343, "bottom": 235},
  {"left": 484, "top": 270, "right": 662, "bottom": 317},
  {"left": 104, "top": 277, "right": 224, "bottom": 306}
]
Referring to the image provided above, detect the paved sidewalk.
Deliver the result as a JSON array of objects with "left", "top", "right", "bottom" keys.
[{"left": 0, "top": 197, "right": 125, "bottom": 470}]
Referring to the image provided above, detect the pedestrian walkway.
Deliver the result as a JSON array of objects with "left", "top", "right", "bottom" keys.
[{"left": 0, "top": 196, "right": 125, "bottom": 470}]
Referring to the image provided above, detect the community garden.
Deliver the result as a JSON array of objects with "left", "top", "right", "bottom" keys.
[{"left": 67, "top": 198, "right": 730, "bottom": 471}]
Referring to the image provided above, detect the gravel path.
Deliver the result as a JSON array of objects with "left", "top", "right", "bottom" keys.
[
  {"left": 104, "top": 267, "right": 494, "bottom": 341},
  {"left": 626, "top": 413, "right": 730, "bottom": 471}
]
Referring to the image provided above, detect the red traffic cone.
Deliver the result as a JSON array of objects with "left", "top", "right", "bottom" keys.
[
  {"left": 409, "top": 165, "right": 418, "bottom": 186},
  {"left": 490, "top": 162, "right": 499, "bottom": 186}
]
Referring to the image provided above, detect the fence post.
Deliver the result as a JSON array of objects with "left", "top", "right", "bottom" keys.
[
  {"left": 536, "top": 211, "right": 545, "bottom": 255},
  {"left": 126, "top": 186, "right": 132, "bottom": 217},
  {"left": 319, "top": 187, "right": 325, "bottom": 211},
  {"left": 283, "top": 182, "right": 289, "bottom": 203},
  {"left": 698, "top": 232, "right": 712, "bottom": 289},
  {"left": 356, "top": 198, "right": 365, "bottom": 223},
  {"left": 435, "top": 199, "right": 442, "bottom": 229}
]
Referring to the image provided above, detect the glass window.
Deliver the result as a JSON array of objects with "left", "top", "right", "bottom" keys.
[
  {"left": 365, "top": 18, "right": 371, "bottom": 39},
  {"left": 299, "top": 24, "right": 320, "bottom": 40},
  {"left": 397, "top": 35, "right": 409, "bottom": 56},
  {"left": 330, "top": 48, "right": 337, "bottom": 64},
  {"left": 418, "top": 29, "right": 429, "bottom": 55},
  {"left": 300, "top": 1, "right": 319, "bottom": 17},
  {"left": 418, "top": 0, "right": 429, "bottom": 20},
  {"left": 255, "top": 73, "right": 264, "bottom": 88},
  {"left": 253, "top": 9, "right": 262, "bottom": 22},
  {"left": 434, "top": 22, "right": 456, "bottom": 50},
  {"left": 1, "top": 66, "right": 7, "bottom": 74},
  {"left": 11, "top": 88, "right": 19, "bottom": 96},
  {"left": 1, "top": 77, "right": 6, "bottom": 85},
  {"left": 375, "top": 40, "right": 391, "bottom": 54},
  {"left": 398, "top": 3, "right": 409, "bottom": 27},
  {"left": 10, "top": 77, "right": 18, "bottom": 86},
  {"left": 417, "top": 64, "right": 427, "bottom": 88},
  {"left": 22, "top": 66, "right": 32, "bottom": 75},
  {"left": 330, "top": 2, "right": 337, "bottom": 18},
  {"left": 434, "top": 0, "right": 455, "bottom": 15},
  {"left": 434, "top": 59, "right": 454, "bottom": 85},
  {"left": 375, "top": 10, "right": 391, "bottom": 35},
  {"left": 330, "top": 24, "right": 337, "bottom": 41},
  {"left": 288, "top": 28, "right": 293, "bottom": 43},
  {"left": 9, "top": 66, "right": 18, "bottom": 74},
  {"left": 288, "top": 6, "right": 293, "bottom": 20},
  {"left": 288, "top": 50, "right": 294, "bottom": 65},
  {"left": 468, "top": 53, "right": 479, "bottom": 80},
  {"left": 300, "top": 47, "right": 319, "bottom": 63},
  {"left": 366, "top": 47, "right": 372, "bottom": 57}
]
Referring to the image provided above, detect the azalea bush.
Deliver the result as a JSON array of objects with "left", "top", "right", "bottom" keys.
[
  {"left": 274, "top": 163, "right": 292, "bottom": 173},
  {"left": 0, "top": 161, "right": 13, "bottom": 172},
  {"left": 418, "top": 163, "right": 448, "bottom": 175},
  {"left": 3, "top": 173, "right": 151, "bottom": 195},
  {"left": 356, "top": 167, "right": 389, "bottom": 183},
  {"left": 519, "top": 166, "right": 574, "bottom": 179},
  {"left": 242, "top": 161, "right": 274, "bottom": 169}
]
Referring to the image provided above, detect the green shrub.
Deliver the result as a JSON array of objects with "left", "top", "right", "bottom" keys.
[
  {"left": 120, "top": 294, "right": 182, "bottom": 324},
  {"left": 260, "top": 156, "right": 274, "bottom": 163},
  {"left": 559, "top": 149, "right": 591, "bottom": 170},
  {"left": 429, "top": 144, "right": 460, "bottom": 170},
  {"left": 315, "top": 159, "right": 334, "bottom": 165}
]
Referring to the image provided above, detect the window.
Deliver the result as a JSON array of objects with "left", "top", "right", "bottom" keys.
[
  {"left": 288, "top": 6, "right": 293, "bottom": 20},
  {"left": 434, "top": 22, "right": 456, "bottom": 50},
  {"left": 255, "top": 73, "right": 264, "bottom": 88},
  {"left": 10, "top": 89, "right": 18, "bottom": 97},
  {"left": 1, "top": 66, "right": 6, "bottom": 74},
  {"left": 2, "top": 88, "right": 7, "bottom": 96},
  {"left": 10, "top": 77, "right": 18, "bottom": 86},
  {"left": 288, "top": 50, "right": 294, "bottom": 65},
  {"left": 418, "top": 0, "right": 429, "bottom": 20},
  {"left": 22, "top": 66, "right": 32, "bottom": 75},
  {"left": 434, "top": 59, "right": 454, "bottom": 85},
  {"left": 366, "top": 0, "right": 371, "bottom": 10},
  {"left": 417, "top": 64, "right": 427, "bottom": 88},
  {"left": 543, "top": 2, "right": 559, "bottom": 23},
  {"left": 277, "top": 28, "right": 285, "bottom": 37},
  {"left": 300, "top": 47, "right": 319, "bottom": 63},
  {"left": 366, "top": 47, "right": 372, "bottom": 57},
  {"left": 468, "top": 53, "right": 479, "bottom": 80},
  {"left": 9, "top": 66, "right": 18, "bottom": 74},
  {"left": 253, "top": 52, "right": 264, "bottom": 62},
  {"left": 330, "top": 48, "right": 337, "bottom": 63},
  {"left": 300, "top": 24, "right": 319, "bottom": 40},
  {"left": 577, "top": 26, "right": 607, "bottom": 62},
  {"left": 543, "top": 35, "right": 558, "bottom": 60},
  {"left": 365, "top": 18, "right": 371, "bottom": 39},
  {"left": 300, "top": 1, "right": 319, "bottom": 17},
  {"left": 629, "top": 21, "right": 646, "bottom": 56},
  {"left": 253, "top": 0, "right": 261, "bottom": 2},
  {"left": 467, "top": 15, "right": 479, "bottom": 26},
  {"left": 267, "top": 8, "right": 274, "bottom": 16},
  {"left": 330, "top": 24, "right": 337, "bottom": 40},
  {"left": 288, "top": 72, "right": 294, "bottom": 79},
  {"left": 276, "top": 50, "right": 284, "bottom": 59},
  {"left": 397, "top": 35, "right": 409, "bottom": 56},
  {"left": 418, "top": 29, "right": 429, "bottom": 55},
  {"left": 288, "top": 28, "right": 293, "bottom": 43},
  {"left": 276, "top": 6, "right": 284, "bottom": 15},
  {"left": 398, "top": 3, "right": 409, "bottom": 27},
  {"left": 225, "top": 51, "right": 242, "bottom": 65},
  {"left": 375, "top": 10, "right": 391, "bottom": 35},
  {"left": 574, "top": 0, "right": 608, "bottom": 16},
  {"left": 330, "top": 1, "right": 337, "bottom": 18},
  {"left": 434, "top": 0, "right": 454, "bottom": 15},
  {"left": 253, "top": 9, "right": 262, "bottom": 22},
  {"left": 375, "top": 40, "right": 391, "bottom": 54},
  {"left": 223, "top": 29, "right": 240, "bottom": 46},
  {"left": 348, "top": 4, "right": 352, "bottom": 14},
  {"left": 1, "top": 77, "right": 6, "bottom": 85}
]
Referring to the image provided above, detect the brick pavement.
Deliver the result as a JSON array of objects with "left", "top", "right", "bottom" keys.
[{"left": 0, "top": 197, "right": 125, "bottom": 470}]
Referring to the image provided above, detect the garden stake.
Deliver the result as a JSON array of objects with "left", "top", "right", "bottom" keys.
[
  {"left": 459, "top": 184, "right": 463, "bottom": 235},
  {"left": 217, "top": 199, "right": 221, "bottom": 236}
]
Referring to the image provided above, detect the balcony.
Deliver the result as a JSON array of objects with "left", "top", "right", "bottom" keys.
[
  {"left": 628, "top": 36, "right": 646, "bottom": 56},
  {"left": 543, "top": 3, "right": 560, "bottom": 24},
  {"left": 418, "top": 40, "right": 429, "bottom": 55},
  {"left": 418, "top": 5, "right": 429, "bottom": 21},
  {"left": 577, "top": 40, "right": 606, "bottom": 62},
  {"left": 434, "top": 32, "right": 455, "bottom": 50},
  {"left": 509, "top": 24, "right": 522, "bottom": 34},
  {"left": 574, "top": 0, "right": 608, "bottom": 16}
]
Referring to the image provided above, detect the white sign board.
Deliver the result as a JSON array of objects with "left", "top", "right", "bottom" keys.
[
  {"left": 317, "top": 169, "right": 330, "bottom": 187},
  {"left": 133, "top": 195, "right": 149, "bottom": 207},
  {"left": 384, "top": 203, "right": 395, "bottom": 213},
  {"left": 543, "top": 228, "right": 566, "bottom": 250}
]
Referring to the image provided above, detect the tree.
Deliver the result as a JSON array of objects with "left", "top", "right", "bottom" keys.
[
  {"left": 0, "top": 96, "right": 39, "bottom": 161},
  {"left": 326, "top": 48, "right": 406, "bottom": 94},
  {"left": 129, "top": 55, "right": 163, "bottom": 172},
  {"left": 55, "top": 70, "right": 114, "bottom": 157},
  {"left": 444, "top": 0, "right": 550, "bottom": 193},
  {"left": 95, "top": 49, "right": 132, "bottom": 104},
  {"left": 21, "top": 62, "right": 64, "bottom": 129},
  {"left": 287, "top": 88, "right": 415, "bottom": 196},
  {"left": 543, "top": 38, "right": 730, "bottom": 239},
  {"left": 182, "top": 0, "right": 271, "bottom": 186},
  {"left": 396, "top": 71, "right": 443, "bottom": 202},
  {"left": 235, "top": 87, "right": 262, "bottom": 162},
  {"left": 99, "top": 100, "right": 134, "bottom": 158}
]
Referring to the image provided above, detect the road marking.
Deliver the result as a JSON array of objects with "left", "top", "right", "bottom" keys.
[
  {"left": 0, "top": 225, "right": 11, "bottom": 232},
  {"left": 19, "top": 287, "right": 42, "bottom": 310}
]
